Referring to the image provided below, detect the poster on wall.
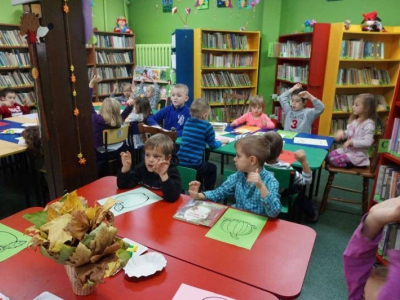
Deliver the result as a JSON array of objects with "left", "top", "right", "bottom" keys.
[
  {"left": 163, "top": 0, "right": 173, "bottom": 13},
  {"left": 217, "top": 0, "right": 233, "bottom": 7},
  {"left": 195, "top": 0, "right": 209, "bottom": 10}
]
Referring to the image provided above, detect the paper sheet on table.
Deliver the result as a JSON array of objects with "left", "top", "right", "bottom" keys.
[
  {"left": 206, "top": 208, "right": 267, "bottom": 250},
  {"left": 233, "top": 125, "right": 259, "bottom": 134},
  {"left": 21, "top": 123, "right": 38, "bottom": 127},
  {"left": 0, "top": 223, "right": 31, "bottom": 262},
  {"left": 277, "top": 130, "right": 298, "bottom": 139},
  {"left": 172, "top": 283, "right": 235, "bottom": 300},
  {"left": 294, "top": 137, "right": 328, "bottom": 147},
  {"left": 1, "top": 128, "right": 24, "bottom": 134},
  {"left": 20, "top": 113, "right": 38, "bottom": 119},
  {"left": 97, "top": 187, "right": 163, "bottom": 216}
]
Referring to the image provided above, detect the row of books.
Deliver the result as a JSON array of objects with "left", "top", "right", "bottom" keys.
[
  {"left": 378, "top": 223, "right": 400, "bottom": 258},
  {"left": 0, "top": 71, "right": 33, "bottom": 88},
  {"left": 277, "top": 64, "right": 309, "bottom": 83},
  {"left": 14, "top": 91, "right": 36, "bottom": 106},
  {"left": 133, "top": 66, "right": 170, "bottom": 81},
  {"left": 330, "top": 118, "right": 347, "bottom": 134},
  {"left": 207, "top": 106, "right": 248, "bottom": 122},
  {"left": 95, "top": 51, "right": 133, "bottom": 65},
  {"left": 201, "top": 89, "right": 251, "bottom": 103},
  {"left": 336, "top": 68, "right": 391, "bottom": 86},
  {"left": 0, "top": 50, "right": 30, "bottom": 67},
  {"left": 94, "top": 34, "right": 134, "bottom": 49},
  {"left": 269, "top": 41, "right": 311, "bottom": 58},
  {"left": 0, "top": 30, "right": 27, "bottom": 46},
  {"left": 96, "top": 81, "right": 130, "bottom": 96},
  {"left": 201, "top": 72, "right": 251, "bottom": 88},
  {"left": 340, "top": 40, "right": 385, "bottom": 59},
  {"left": 374, "top": 165, "right": 400, "bottom": 203},
  {"left": 95, "top": 66, "right": 131, "bottom": 80},
  {"left": 333, "top": 94, "right": 388, "bottom": 112},
  {"left": 387, "top": 118, "right": 400, "bottom": 155},
  {"left": 202, "top": 53, "right": 254, "bottom": 68},
  {"left": 201, "top": 32, "right": 249, "bottom": 50}
]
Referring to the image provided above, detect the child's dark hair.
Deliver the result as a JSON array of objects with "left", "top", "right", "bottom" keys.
[
  {"left": 134, "top": 96, "right": 153, "bottom": 120},
  {"left": 263, "top": 131, "right": 283, "bottom": 162},
  {"left": 1, "top": 88, "right": 15, "bottom": 98},
  {"left": 292, "top": 88, "right": 306, "bottom": 101},
  {"left": 235, "top": 135, "right": 270, "bottom": 167},
  {"left": 22, "top": 125, "right": 42, "bottom": 158},
  {"left": 350, "top": 93, "right": 377, "bottom": 123},
  {"left": 144, "top": 133, "right": 175, "bottom": 157}
]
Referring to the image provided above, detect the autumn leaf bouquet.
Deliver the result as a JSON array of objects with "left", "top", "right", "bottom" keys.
[{"left": 23, "top": 191, "right": 130, "bottom": 295}]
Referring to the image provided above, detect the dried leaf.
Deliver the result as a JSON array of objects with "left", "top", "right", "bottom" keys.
[
  {"left": 40, "top": 214, "right": 73, "bottom": 251},
  {"left": 92, "top": 198, "right": 117, "bottom": 229},
  {"left": 69, "top": 242, "right": 92, "bottom": 267},
  {"left": 23, "top": 211, "right": 48, "bottom": 228},
  {"left": 89, "top": 223, "right": 117, "bottom": 255},
  {"left": 65, "top": 210, "right": 90, "bottom": 241},
  {"left": 46, "top": 205, "right": 60, "bottom": 222},
  {"left": 60, "top": 191, "right": 85, "bottom": 215},
  {"left": 90, "top": 241, "right": 120, "bottom": 263}
]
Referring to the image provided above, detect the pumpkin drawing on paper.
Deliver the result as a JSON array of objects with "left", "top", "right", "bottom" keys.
[{"left": 220, "top": 218, "right": 256, "bottom": 240}]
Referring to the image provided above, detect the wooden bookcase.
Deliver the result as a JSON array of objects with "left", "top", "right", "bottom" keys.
[
  {"left": 193, "top": 29, "right": 260, "bottom": 121},
  {"left": 87, "top": 30, "right": 135, "bottom": 102},
  {"left": 319, "top": 23, "right": 400, "bottom": 136},
  {"left": 271, "top": 23, "right": 331, "bottom": 134},
  {"left": 0, "top": 23, "right": 36, "bottom": 107}
]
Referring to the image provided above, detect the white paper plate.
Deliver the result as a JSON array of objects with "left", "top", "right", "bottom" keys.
[{"left": 124, "top": 252, "right": 167, "bottom": 278}]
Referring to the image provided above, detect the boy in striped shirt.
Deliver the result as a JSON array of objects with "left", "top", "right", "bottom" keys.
[{"left": 177, "top": 98, "right": 229, "bottom": 190}]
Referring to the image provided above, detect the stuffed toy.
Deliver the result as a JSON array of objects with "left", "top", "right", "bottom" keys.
[
  {"left": 361, "top": 11, "right": 385, "bottom": 32},
  {"left": 114, "top": 16, "right": 132, "bottom": 33}
]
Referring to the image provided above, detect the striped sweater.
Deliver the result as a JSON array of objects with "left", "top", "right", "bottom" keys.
[{"left": 177, "top": 117, "right": 222, "bottom": 166}]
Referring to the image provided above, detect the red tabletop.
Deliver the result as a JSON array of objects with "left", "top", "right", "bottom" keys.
[
  {"left": 65, "top": 177, "right": 316, "bottom": 299},
  {"left": 0, "top": 207, "right": 278, "bottom": 300}
]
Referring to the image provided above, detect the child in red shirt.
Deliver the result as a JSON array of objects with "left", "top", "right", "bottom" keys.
[{"left": 0, "top": 89, "right": 30, "bottom": 118}]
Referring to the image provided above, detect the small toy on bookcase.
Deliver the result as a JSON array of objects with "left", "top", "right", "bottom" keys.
[
  {"left": 361, "top": 11, "right": 385, "bottom": 32},
  {"left": 303, "top": 19, "right": 316, "bottom": 32},
  {"left": 114, "top": 16, "right": 132, "bottom": 33}
]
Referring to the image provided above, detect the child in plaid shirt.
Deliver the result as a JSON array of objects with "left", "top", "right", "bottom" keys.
[{"left": 189, "top": 135, "right": 281, "bottom": 218}]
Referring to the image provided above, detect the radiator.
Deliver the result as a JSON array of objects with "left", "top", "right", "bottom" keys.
[{"left": 136, "top": 44, "right": 171, "bottom": 67}]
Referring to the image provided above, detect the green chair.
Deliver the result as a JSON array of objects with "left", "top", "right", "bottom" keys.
[
  {"left": 177, "top": 166, "right": 197, "bottom": 194},
  {"left": 264, "top": 165, "right": 298, "bottom": 221},
  {"left": 223, "top": 169, "right": 236, "bottom": 205}
]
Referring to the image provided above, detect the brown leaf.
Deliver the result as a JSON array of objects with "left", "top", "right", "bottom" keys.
[
  {"left": 65, "top": 210, "right": 90, "bottom": 241},
  {"left": 90, "top": 241, "right": 121, "bottom": 263},
  {"left": 92, "top": 198, "right": 117, "bottom": 229},
  {"left": 89, "top": 223, "right": 117, "bottom": 255},
  {"left": 69, "top": 242, "right": 92, "bottom": 267},
  {"left": 40, "top": 214, "right": 73, "bottom": 251}
]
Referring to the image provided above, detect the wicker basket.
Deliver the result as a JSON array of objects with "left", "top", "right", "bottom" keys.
[{"left": 64, "top": 265, "right": 99, "bottom": 296}]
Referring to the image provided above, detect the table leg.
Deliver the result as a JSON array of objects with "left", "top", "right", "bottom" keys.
[
  {"left": 315, "top": 167, "right": 322, "bottom": 197},
  {"left": 221, "top": 154, "right": 225, "bottom": 175},
  {"left": 308, "top": 170, "right": 316, "bottom": 200}
]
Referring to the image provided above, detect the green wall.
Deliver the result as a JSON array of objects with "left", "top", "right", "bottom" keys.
[
  {"left": 280, "top": 0, "right": 400, "bottom": 35},
  {"left": 0, "top": 2, "right": 22, "bottom": 25}
]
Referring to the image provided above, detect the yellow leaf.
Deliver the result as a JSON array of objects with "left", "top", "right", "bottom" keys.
[
  {"left": 65, "top": 210, "right": 90, "bottom": 240},
  {"left": 40, "top": 214, "right": 73, "bottom": 251},
  {"left": 60, "top": 191, "right": 85, "bottom": 215},
  {"left": 69, "top": 242, "right": 92, "bottom": 267},
  {"left": 46, "top": 205, "right": 60, "bottom": 222}
]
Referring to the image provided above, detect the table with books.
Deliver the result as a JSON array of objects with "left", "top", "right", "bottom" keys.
[{"left": 10, "top": 176, "right": 314, "bottom": 299}]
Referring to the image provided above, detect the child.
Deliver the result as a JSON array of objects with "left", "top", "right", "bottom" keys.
[
  {"left": 230, "top": 95, "right": 275, "bottom": 129},
  {"left": 117, "top": 133, "right": 181, "bottom": 203},
  {"left": 137, "top": 77, "right": 160, "bottom": 110},
  {"left": 148, "top": 83, "right": 190, "bottom": 137},
  {"left": 264, "top": 131, "right": 318, "bottom": 222},
  {"left": 278, "top": 83, "right": 325, "bottom": 133},
  {"left": 177, "top": 98, "right": 229, "bottom": 190},
  {"left": 111, "top": 82, "right": 135, "bottom": 104},
  {"left": 327, "top": 93, "right": 377, "bottom": 168},
  {"left": 343, "top": 196, "right": 400, "bottom": 299},
  {"left": 0, "top": 89, "right": 30, "bottom": 118},
  {"left": 22, "top": 125, "right": 42, "bottom": 159},
  {"left": 125, "top": 96, "right": 153, "bottom": 149},
  {"left": 189, "top": 135, "right": 281, "bottom": 217}
]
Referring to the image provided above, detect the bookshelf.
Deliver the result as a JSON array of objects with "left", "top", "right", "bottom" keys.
[
  {"left": 319, "top": 23, "right": 400, "bottom": 136},
  {"left": 193, "top": 29, "right": 260, "bottom": 121},
  {"left": 0, "top": 23, "right": 36, "bottom": 106},
  {"left": 87, "top": 30, "right": 135, "bottom": 102},
  {"left": 271, "top": 23, "right": 331, "bottom": 134}
]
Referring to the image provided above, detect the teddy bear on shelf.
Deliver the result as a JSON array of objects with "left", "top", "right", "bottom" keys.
[
  {"left": 114, "top": 16, "right": 132, "bottom": 33},
  {"left": 361, "top": 11, "right": 385, "bottom": 32}
]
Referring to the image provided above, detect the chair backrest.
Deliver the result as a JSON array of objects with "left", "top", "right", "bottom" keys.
[
  {"left": 177, "top": 166, "right": 197, "bottom": 192},
  {"left": 138, "top": 122, "right": 177, "bottom": 143},
  {"left": 102, "top": 125, "right": 129, "bottom": 152},
  {"left": 264, "top": 165, "right": 295, "bottom": 190},
  {"left": 222, "top": 169, "right": 236, "bottom": 205},
  {"left": 222, "top": 93, "right": 250, "bottom": 122},
  {"left": 157, "top": 99, "right": 166, "bottom": 110},
  {"left": 368, "top": 133, "right": 383, "bottom": 173}
]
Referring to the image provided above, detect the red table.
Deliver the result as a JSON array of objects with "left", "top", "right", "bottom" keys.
[
  {"left": 0, "top": 207, "right": 277, "bottom": 300},
  {"left": 70, "top": 177, "right": 316, "bottom": 299}
]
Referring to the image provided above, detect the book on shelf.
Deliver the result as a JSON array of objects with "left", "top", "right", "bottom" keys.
[
  {"left": 173, "top": 199, "right": 227, "bottom": 227},
  {"left": 333, "top": 94, "right": 388, "bottom": 112},
  {"left": 133, "top": 66, "right": 170, "bottom": 81},
  {"left": 340, "top": 40, "right": 384, "bottom": 59}
]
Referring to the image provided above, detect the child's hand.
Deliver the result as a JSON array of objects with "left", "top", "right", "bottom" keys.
[
  {"left": 153, "top": 159, "right": 170, "bottom": 178},
  {"left": 120, "top": 151, "right": 132, "bottom": 173},
  {"left": 294, "top": 150, "right": 307, "bottom": 163},
  {"left": 188, "top": 181, "right": 201, "bottom": 198},
  {"left": 216, "top": 136, "right": 229, "bottom": 144},
  {"left": 247, "top": 168, "right": 263, "bottom": 189},
  {"left": 261, "top": 118, "right": 268, "bottom": 127},
  {"left": 22, "top": 98, "right": 29, "bottom": 106},
  {"left": 230, "top": 121, "right": 237, "bottom": 127},
  {"left": 291, "top": 83, "right": 302, "bottom": 91},
  {"left": 298, "top": 91, "right": 315, "bottom": 100},
  {"left": 89, "top": 75, "right": 102, "bottom": 88},
  {"left": 113, "top": 83, "right": 118, "bottom": 93},
  {"left": 126, "top": 99, "right": 135, "bottom": 106},
  {"left": 334, "top": 130, "right": 345, "bottom": 142},
  {"left": 342, "top": 139, "right": 352, "bottom": 149}
]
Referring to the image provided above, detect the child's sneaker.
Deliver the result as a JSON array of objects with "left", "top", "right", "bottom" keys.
[{"left": 308, "top": 208, "right": 319, "bottom": 223}]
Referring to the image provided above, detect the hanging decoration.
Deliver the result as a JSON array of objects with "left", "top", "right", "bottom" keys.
[
  {"left": 238, "top": 0, "right": 260, "bottom": 9},
  {"left": 172, "top": 7, "right": 191, "bottom": 27},
  {"left": 163, "top": 0, "right": 173, "bottom": 13},
  {"left": 217, "top": 0, "right": 232, "bottom": 7},
  {"left": 62, "top": 0, "right": 86, "bottom": 165},
  {"left": 195, "top": 0, "right": 209, "bottom": 10}
]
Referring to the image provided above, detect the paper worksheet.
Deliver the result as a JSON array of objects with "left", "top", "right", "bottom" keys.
[
  {"left": 172, "top": 283, "right": 235, "bottom": 300},
  {"left": 293, "top": 137, "right": 328, "bottom": 147}
]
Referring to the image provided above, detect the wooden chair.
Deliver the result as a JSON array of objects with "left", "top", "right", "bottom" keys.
[
  {"left": 138, "top": 123, "right": 177, "bottom": 143},
  {"left": 319, "top": 133, "right": 382, "bottom": 215},
  {"left": 222, "top": 93, "right": 250, "bottom": 123},
  {"left": 177, "top": 165, "right": 197, "bottom": 194}
]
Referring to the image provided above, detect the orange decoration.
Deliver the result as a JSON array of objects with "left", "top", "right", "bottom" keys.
[
  {"left": 78, "top": 157, "right": 86, "bottom": 165},
  {"left": 63, "top": 4, "right": 69, "bottom": 13},
  {"left": 71, "top": 74, "right": 76, "bottom": 83},
  {"left": 73, "top": 108, "right": 79, "bottom": 116},
  {"left": 31, "top": 68, "right": 39, "bottom": 79}
]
